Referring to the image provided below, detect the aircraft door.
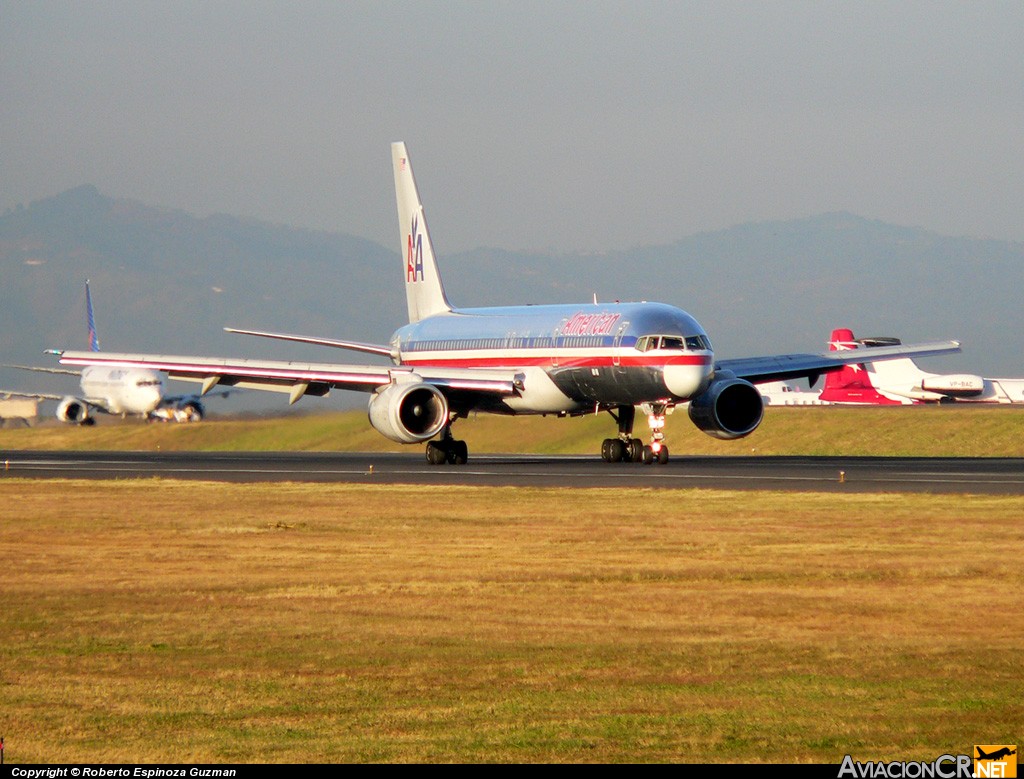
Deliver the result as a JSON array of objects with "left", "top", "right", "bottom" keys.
[{"left": 612, "top": 322, "right": 629, "bottom": 367}]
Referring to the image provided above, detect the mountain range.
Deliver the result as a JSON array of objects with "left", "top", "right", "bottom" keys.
[{"left": 3, "top": 185, "right": 1021, "bottom": 412}]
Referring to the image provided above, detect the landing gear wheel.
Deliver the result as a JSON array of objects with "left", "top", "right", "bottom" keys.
[
  {"left": 641, "top": 403, "right": 672, "bottom": 466},
  {"left": 427, "top": 438, "right": 469, "bottom": 465},
  {"left": 426, "top": 441, "right": 446, "bottom": 465},
  {"left": 628, "top": 438, "right": 644, "bottom": 462},
  {"left": 450, "top": 440, "right": 468, "bottom": 465},
  {"left": 608, "top": 439, "right": 625, "bottom": 463},
  {"left": 601, "top": 405, "right": 673, "bottom": 465}
]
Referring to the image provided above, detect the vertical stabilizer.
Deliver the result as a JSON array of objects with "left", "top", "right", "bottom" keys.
[
  {"left": 85, "top": 280, "right": 100, "bottom": 352},
  {"left": 818, "top": 328, "right": 899, "bottom": 404},
  {"left": 392, "top": 142, "right": 453, "bottom": 323}
]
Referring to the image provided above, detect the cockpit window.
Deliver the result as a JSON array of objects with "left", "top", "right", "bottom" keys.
[{"left": 637, "top": 334, "right": 712, "bottom": 351}]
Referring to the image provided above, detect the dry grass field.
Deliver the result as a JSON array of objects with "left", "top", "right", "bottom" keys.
[{"left": 1, "top": 479, "right": 1021, "bottom": 763}]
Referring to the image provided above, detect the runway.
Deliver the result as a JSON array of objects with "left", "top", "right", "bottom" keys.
[{"left": 4, "top": 450, "right": 1024, "bottom": 493}]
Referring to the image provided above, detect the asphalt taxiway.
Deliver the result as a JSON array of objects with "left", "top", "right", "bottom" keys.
[{"left": 4, "top": 450, "right": 1024, "bottom": 494}]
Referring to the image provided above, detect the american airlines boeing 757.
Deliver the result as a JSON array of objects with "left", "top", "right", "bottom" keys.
[{"left": 49, "top": 143, "right": 960, "bottom": 463}]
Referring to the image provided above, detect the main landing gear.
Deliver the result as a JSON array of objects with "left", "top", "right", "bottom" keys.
[
  {"left": 600, "top": 404, "right": 671, "bottom": 465},
  {"left": 425, "top": 420, "right": 468, "bottom": 465}
]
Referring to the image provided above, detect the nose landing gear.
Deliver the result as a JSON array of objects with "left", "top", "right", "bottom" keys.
[{"left": 646, "top": 404, "right": 670, "bottom": 465}]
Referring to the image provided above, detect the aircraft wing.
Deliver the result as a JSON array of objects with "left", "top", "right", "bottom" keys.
[
  {"left": 717, "top": 340, "right": 961, "bottom": 385},
  {"left": 1, "top": 389, "right": 65, "bottom": 402},
  {"left": 3, "top": 364, "right": 82, "bottom": 377},
  {"left": 54, "top": 351, "right": 522, "bottom": 404},
  {"left": 0, "top": 389, "right": 110, "bottom": 413}
]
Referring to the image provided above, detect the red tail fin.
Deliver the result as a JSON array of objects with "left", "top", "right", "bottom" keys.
[{"left": 818, "top": 328, "right": 900, "bottom": 404}]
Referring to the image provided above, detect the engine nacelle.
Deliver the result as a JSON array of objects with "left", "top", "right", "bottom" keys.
[
  {"left": 367, "top": 381, "right": 448, "bottom": 444},
  {"left": 56, "top": 396, "right": 91, "bottom": 425},
  {"left": 688, "top": 374, "right": 764, "bottom": 440},
  {"left": 176, "top": 399, "right": 205, "bottom": 422},
  {"left": 920, "top": 374, "right": 985, "bottom": 398}
]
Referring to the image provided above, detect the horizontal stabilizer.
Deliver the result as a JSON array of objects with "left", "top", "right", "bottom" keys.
[{"left": 224, "top": 327, "right": 395, "bottom": 358}]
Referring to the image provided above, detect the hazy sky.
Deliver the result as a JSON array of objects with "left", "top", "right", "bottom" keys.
[{"left": 3, "top": 1, "right": 1023, "bottom": 254}]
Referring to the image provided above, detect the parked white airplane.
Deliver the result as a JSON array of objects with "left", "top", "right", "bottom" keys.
[
  {"left": 7, "top": 282, "right": 216, "bottom": 424},
  {"left": 817, "top": 328, "right": 1024, "bottom": 405},
  {"left": 758, "top": 378, "right": 830, "bottom": 406},
  {"left": 47, "top": 143, "right": 959, "bottom": 462}
]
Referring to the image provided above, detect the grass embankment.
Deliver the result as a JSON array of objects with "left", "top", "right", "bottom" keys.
[
  {"left": 1, "top": 480, "right": 1021, "bottom": 763},
  {"left": 2, "top": 405, "right": 1024, "bottom": 456}
]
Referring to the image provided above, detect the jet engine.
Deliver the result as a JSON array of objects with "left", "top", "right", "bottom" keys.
[
  {"left": 920, "top": 374, "right": 985, "bottom": 398},
  {"left": 367, "top": 381, "right": 448, "bottom": 444},
  {"left": 688, "top": 373, "right": 764, "bottom": 440},
  {"left": 176, "top": 399, "right": 205, "bottom": 422},
  {"left": 56, "top": 396, "right": 92, "bottom": 425}
]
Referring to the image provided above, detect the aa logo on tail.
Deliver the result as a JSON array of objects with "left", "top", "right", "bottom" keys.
[
  {"left": 407, "top": 216, "right": 425, "bottom": 283},
  {"left": 974, "top": 745, "right": 1017, "bottom": 778}
]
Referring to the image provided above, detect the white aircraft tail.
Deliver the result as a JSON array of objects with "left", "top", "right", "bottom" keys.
[
  {"left": 392, "top": 142, "right": 452, "bottom": 323},
  {"left": 864, "top": 354, "right": 928, "bottom": 386}
]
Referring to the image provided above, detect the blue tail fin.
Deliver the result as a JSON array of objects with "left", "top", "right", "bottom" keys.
[{"left": 86, "top": 280, "right": 100, "bottom": 352}]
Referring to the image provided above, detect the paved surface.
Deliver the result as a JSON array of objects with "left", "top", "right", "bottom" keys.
[{"left": 4, "top": 450, "right": 1024, "bottom": 493}]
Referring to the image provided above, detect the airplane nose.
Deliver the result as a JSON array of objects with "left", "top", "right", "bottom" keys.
[{"left": 663, "top": 363, "right": 711, "bottom": 399}]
